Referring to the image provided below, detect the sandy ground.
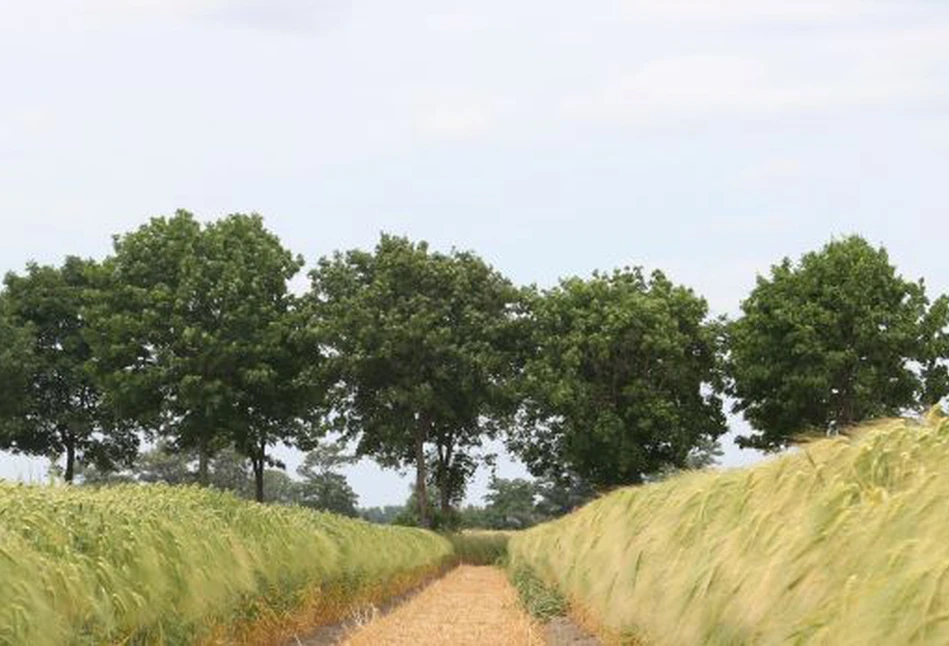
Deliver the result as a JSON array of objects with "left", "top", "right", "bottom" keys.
[
  {"left": 544, "top": 617, "right": 601, "bottom": 645},
  {"left": 340, "top": 566, "right": 543, "bottom": 646}
]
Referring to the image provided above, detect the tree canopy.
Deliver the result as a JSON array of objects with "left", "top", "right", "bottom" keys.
[
  {"left": 727, "top": 236, "right": 949, "bottom": 450},
  {"left": 0, "top": 257, "right": 137, "bottom": 482},
  {"left": 294, "top": 440, "right": 359, "bottom": 516},
  {"left": 87, "top": 211, "right": 316, "bottom": 500},
  {"left": 0, "top": 295, "right": 33, "bottom": 420},
  {"left": 511, "top": 267, "right": 727, "bottom": 489},
  {"left": 5, "top": 211, "right": 949, "bottom": 519},
  {"left": 309, "top": 234, "right": 525, "bottom": 526}
]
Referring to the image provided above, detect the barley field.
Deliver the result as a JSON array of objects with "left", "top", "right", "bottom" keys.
[
  {"left": 509, "top": 411, "right": 949, "bottom": 645},
  {"left": 0, "top": 484, "right": 452, "bottom": 646}
]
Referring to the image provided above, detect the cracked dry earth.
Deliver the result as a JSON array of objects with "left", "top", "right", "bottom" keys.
[{"left": 340, "top": 565, "right": 543, "bottom": 646}]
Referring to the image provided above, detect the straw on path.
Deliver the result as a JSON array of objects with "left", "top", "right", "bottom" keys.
[{"left": 341, "top": 565, "right": 542, "bottom": 646}]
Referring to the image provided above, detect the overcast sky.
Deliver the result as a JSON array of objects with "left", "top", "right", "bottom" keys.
[{"left": 1, "top": 0, "right": 947, "bottom": 506}]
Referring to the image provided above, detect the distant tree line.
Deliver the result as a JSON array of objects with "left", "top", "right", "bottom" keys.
[
  {"left": 359, "top": 474, "right": 596, "bottom": 531},
  {"left": 74, "top": 438, "right": 360, "bottom": 517},
  {"left": 1, "top": 211, "right": 947, "bottom": 525}
]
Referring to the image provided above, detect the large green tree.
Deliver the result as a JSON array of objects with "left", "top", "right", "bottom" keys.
[
  {"left": 728, "top": 236, "right": 949, "bottom": 450},
  {"left": 0, "top": 257, "right": 137, "bottom": 482},
  {"left": 196, "top": 215, "right": 317, "bottom": 502},
  {"left": 512, "top": 267, "right": 727, "bottom": 489},
  {"left": 88, "top": 211, "right": 317, "bottom": 500},
  {"left": 0, "top": 295, "right": 33, "bottom": 420},
  {"left": 309, "top": 234, "right": 524, "bottom": 527}
]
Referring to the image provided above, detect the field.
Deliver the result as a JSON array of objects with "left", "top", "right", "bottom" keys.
[
  {"left": 6, "top": 414, "right": 949, "bottom": 646},
  {"left": 509, "top": 411, "right": 949, "bottom": 644},
  {"left": 0, "top": 484, "right": 452, "bottom": 646}
]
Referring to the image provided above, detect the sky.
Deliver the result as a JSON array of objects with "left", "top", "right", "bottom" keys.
[{"left": 1, "top": 0, "right": 947, "bottom": 506}]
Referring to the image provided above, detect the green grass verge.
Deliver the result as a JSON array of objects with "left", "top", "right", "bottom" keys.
[{"left": 508, "top": 565, "right": 567, "bottom": 621}]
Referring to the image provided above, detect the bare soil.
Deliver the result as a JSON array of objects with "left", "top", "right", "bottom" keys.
[{"left": 544, "top": 616, "right": 601, "bottom": 646}]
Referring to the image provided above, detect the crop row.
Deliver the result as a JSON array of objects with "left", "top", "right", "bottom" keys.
[
  {"left": 0, "top": 484, "right": 453, "bottom": 645},
  {"left": 509, "top": 411, "right": 949, "bottom": 644}
]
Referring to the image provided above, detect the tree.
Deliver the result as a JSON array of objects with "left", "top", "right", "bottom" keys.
[
  {"left": 295, "top": 471, "right": 358, "bottom": 516},
  {"left": 359, "top": 505, "right": 405, "bottom": 524},
  {"left": 392, "top": 483, "right": 455, "bottom": 529},
  {"left": 727, "top": 236, "right": 949, "bottom": 450},
  {"left": 483, "top": 477, "right": 538, "bottom": 529},
  {"left": 135, "top": 441, "right": 195, "bottom": 485},
  {"left": 197, "top": 215, "right": 317, "bottom": 502},
  {"left": 88, "top": 211, "right": 318, "bottom": 501},
  {"left": 129, "top": 442, "right": 301, "bottom": 504},
  {"left": 258, "top": 469, "right": 300, "bottom": 505},
  {"left": 309, "top": 234, "right": 524, "bottom": 527},
  {"left": 685, "top": 435, "right": 724, "bottom": 469},
  {"left": 533, "top": 472, "right": 597, "bottom": 519},
  {"left": 86, "top": 213, "right": 212, "bottom": 477},
  {"left": 920, "top": 295, "right": 949, "bottom": 407},
  {"left": 295, "top": 440, "right": 359, "bottom": 516},
  {"left": 511, "top": 268, "right": 727, "bottom": 490},
  {"left": 74, "top": 461, "right": 136, "bottom": 486},
  {"left": 457, "top": 504, "right": 492, "bottom": 529},
  {"left": 0, "top": 295, "right": 33, "bottom": 420},
  {"left": 208, "top": 447, "right": 252, "bottom": 493},
  {"left": 0, "top": 257, "right": 138, "bottom": 482}
]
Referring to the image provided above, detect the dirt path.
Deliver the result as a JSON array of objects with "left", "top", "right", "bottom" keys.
[{"left": 340, "top": 565, "right": 542, "bottom": 646}]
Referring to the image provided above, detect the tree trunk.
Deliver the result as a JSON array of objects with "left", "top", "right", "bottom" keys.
[
  {"left": 415, "top": 416, "right": 431, "bottom": 528},
  {"left": 435, "top": 444, "right": 451, "bottom": 517},
  {"left": 253, "top": 440, "right": 266, "bottom": 503},
  {"left": 439, "top": 479, "right": 451, "bottom": 517},
  {"left": 64, "top": 440, "right": 75, "bottom": 484},
  {"left": 197, "top": 436, "right": 210, "bottom": 486},
  {"left": 841, "top": 390, "right": 855, "bottom": 428},
  {"left": 834, "top": 375, "right": 856, "bottom": 429}
]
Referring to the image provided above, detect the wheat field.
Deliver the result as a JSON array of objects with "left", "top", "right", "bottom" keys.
[
  {"left": 0, "top": 483, "right": 453, "bottom": 646},
  {"left": 509, "top": 411, "right": 949, "bottom": 645}
]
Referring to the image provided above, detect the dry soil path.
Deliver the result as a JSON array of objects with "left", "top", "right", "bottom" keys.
[{"left": 340, "top": 565, "right": 543, "bottom": 646}]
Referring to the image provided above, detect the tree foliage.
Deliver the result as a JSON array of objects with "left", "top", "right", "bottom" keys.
[
  {"left": 512, "top": 268, "right": 727, "bottom": 489},
  {"left": 359, "top": 505, "right": 405, "bottom": 524},
  {"left": 309, "top": 234, "right": 524, "bottom": 526},
  {"left": 0, "top": 296, "right": 33, "bottom": 420},
  {"left": 727, "top": 236, "right": 949, "bottom": 450},
  {"left": 294, "top": 440, "right": 359, "bottom": 516},
  {"left": 88, "top": 211, "right": 316, "bottom": 500},
  {"left": 0, "top": 257, "right": 137, "bottom": 482},
  {"left": 482, "top": 477, "right": 538, "bottom": 529},
  {"left": 532, "top": 472, "right": 597, "bottom": 519},
  {"left": 457, "top": 475, "right": 597, "bottom": 530}
]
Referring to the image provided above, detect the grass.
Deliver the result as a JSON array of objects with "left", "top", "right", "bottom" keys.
[
  {"left": 508, "top": 565, "right": 567, "bottom": 621},
  {"left": 0, "top": 483, "right": 453, "bottom": 646},
  {"left": 508, "top": 410, "right": 949, "bottom": 645},
  {"left": 445, "top": 530, "right": 510, "bottom": 565}
]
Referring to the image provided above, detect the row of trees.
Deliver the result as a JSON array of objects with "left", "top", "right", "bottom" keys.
[
  {"left": 1, "top": 211, "right": 947, "bottom": 525},
  {"left": 359, "top": 475, "right": 596, "bottom": 530},
  {"left": 76, "top": 439, "right": 360, "bottom": 516}
]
